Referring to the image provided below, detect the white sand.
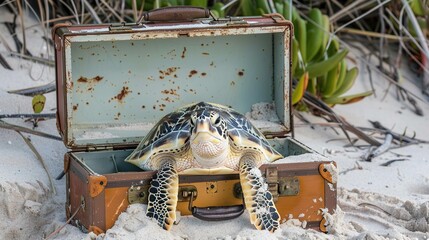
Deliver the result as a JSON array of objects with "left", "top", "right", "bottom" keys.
[{"left": 1, "top": 9, "right": 429, "bottom": 240}]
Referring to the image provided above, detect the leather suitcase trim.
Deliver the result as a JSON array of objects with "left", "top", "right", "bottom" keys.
[
  {"left": 88, "top": 175, "right": 107, "bottom": 198},
  {"left": 88, "top": 226, "right": 103, "bottom": 235}
]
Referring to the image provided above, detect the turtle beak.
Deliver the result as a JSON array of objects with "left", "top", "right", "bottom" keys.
[
  {"left": 194, "top": 119, "right": 210, "bottom": 134},
  {"left": 192, "top": 132, "right": 222, "bottom": 145},
  {"left": 192, "top": 120, "right": 222, "bottom": 142}
]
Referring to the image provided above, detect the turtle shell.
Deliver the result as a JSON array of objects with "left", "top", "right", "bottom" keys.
[{"left": 125, "top": 102, "right": 283, "bottom": 170}]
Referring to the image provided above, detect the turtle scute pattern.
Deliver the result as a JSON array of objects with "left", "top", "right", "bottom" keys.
[
  {"left": 146, "top": 161, "right": 178, "bottom": 230},
  {"left": 239, "top": 158, "right": 280, "bottom": 232}
]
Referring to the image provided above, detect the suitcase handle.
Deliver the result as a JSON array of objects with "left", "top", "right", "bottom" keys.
[
  {"left": 191, "top": 205, "right": 245, "bottom": 221},
  {"left": 141, "top": 6, "right": 212, "bottom": 22},
  {"left": 185, "top": 190, "right": 244, "bottom": 221}
]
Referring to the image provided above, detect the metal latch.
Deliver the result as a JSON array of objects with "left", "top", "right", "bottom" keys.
[
  {"left": 128, "top": 185, "right": 150, "bottom": 204},
  {"left": 265, "top": 167, "right": 279, "bottom": 201},
  {"left": 128, "top": 185, "right": 197, "bottom": 205},
  {"left": 278, "top": 177, "right": 300, "bottom": 196},
  {"left": 233, "top": 174, "right": 300, "bottom": 201},
  {"left": 178, "top": 186, "right": 198, "bottom": 212},
  {"left": 178, "top": 186, "right": 198, "bottom": 201}
]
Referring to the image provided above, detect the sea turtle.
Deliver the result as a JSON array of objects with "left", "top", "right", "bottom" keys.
[{"left": 125, "top": 102, "right": 283, "bottom": 232}]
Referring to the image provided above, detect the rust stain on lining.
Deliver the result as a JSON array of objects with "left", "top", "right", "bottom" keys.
[
  {"left": 77, "top": 76, "right": 103, "bottom": 83},
  {"left": 159, "top": 67, "right": 178, "bottom": 79},
  {"left": 77, "top": 77, "right": 88, "bottom": 83},
  {"left": 159, "top": 104, "right": 166, "bottom": 111},
  {"left": 162, "top": 97, "right": 174, "bottom": 103},
  {"left": 112, "top": 86, "right": 132, "bottom": 102},
  {"left": 161, "top": 89, "right": 179, "bottom": 97},
  {"left": 66, "top": 81, "right": 74, "bottom": 91},
  {"left": 114, "top": 112, "right": 121, "bottom": 120},
  {"left": 188, "top": 70, "right": 198, "bottom": 78},
  {"left": 93, "top": 76, "right": 103, "bottom": 81},
  {"left": 181, "top": 47, "right": 187, "bottom": 59}
]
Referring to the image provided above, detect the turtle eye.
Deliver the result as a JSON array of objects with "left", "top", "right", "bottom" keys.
[
  {"left": 190, "top": 113, "right": 197, "bottom": 126},
  {"left": 212, "top": 114, "right": 221, "bottom": 127}
]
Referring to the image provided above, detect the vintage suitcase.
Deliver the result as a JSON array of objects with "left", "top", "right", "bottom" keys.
[{"left": 52, "top": 6, "right": 337, "bottom": 235}]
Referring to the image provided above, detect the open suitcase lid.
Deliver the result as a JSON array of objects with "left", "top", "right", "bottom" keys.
[{"left": 53, "top": 7, "right": 293, "bottom": 150}]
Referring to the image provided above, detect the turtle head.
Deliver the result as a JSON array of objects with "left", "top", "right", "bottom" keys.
[{"left": 189, "top": 109, "right": 229, "bottom": 168}]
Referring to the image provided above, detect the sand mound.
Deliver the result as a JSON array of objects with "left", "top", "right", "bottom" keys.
[{"left": 73, "top": 188, "right": 428, "bottom": 240}]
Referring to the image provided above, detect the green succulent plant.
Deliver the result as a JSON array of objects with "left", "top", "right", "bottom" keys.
[
  {"left": 288, "top": 6, "right": 372, "bottom": 106},
  {"left": 237, "top": 1, "right": 371, "bottom": 107}
]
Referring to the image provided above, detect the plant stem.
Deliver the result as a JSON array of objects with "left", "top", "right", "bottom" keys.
[{"left": 401, "top": 0, "right": 429, "bottom": 96}]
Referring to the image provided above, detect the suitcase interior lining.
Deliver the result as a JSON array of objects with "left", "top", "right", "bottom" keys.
[
  {"left": 72, "top": 137, "right": 311, "bottom": 175},
  {"left": 64, "top": 28, "right": 290, "bottom": 147}
]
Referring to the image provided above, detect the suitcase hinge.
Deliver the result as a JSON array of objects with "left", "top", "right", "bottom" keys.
[
  {"left": 86, "top": 145, "right": 114, "bottom": 151},
  {"left": 265, "top": 167, "right": 279, "bottom": 202},
  {"left": 226, "top": 17, "right": 247, "bottom": 26},
  {"left": 109, "top": 22, "right": 142, "bottom": 32},
  {"left": 262, "top": 13, "right": 287, "bottom": 23},
  {"left": 211, "top": 17, "right": 248, "bottom": 26}
]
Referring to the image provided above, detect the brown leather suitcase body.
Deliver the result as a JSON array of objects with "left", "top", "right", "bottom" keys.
[{"left": 53, "top": 6, "right": 337, "bottom": 235}]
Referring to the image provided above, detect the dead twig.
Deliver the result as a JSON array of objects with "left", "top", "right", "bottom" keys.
[
  {"left": 42, "top": 36, "right": 54, "bottom": 48},
  {"left": 338, "top": 28, "right": 412, "bottom": 41},
  {"left": 364, "top": 134, "right": 393, "bottom": 161},
  {"left": 7, "top": 81, "right": 56, "bottom": 96},
  {"left": 369, "top": 120, "right": 427, "bottom": 144},
  {"left": 7, "top": 51, "right": 55, "bottom": 66},
  {"left": 377, "top": 0, "right": 386, "bottom": 72},
  {"left": 359, "top": 53, "right": 427, "bottom": 106},
  {"left": 0, "top": 113, "right": 56, "bottom": 119},
  {"left": 15, "top": 0, "right": 28, "bottom": 56},
  {"left": 4, "top": 15, "right": 32, "bottom": 56},
  {"left": 82, "top": 0, "right": 102, "bottom": 24},
  {"left": 0, "top": 53, "right": 12, "bottom": 70},
  {"left": 15, "top": 131, "right": 56, "bottom": 195},
  {"left": 339, "top": 161, "right": 363, "bottom": 175},
  {"left": 401, "top": 0, "right": 429, "bottom": 96},
  {"left": 293, "top": 110, "right": 315, "bottom": 129},
  {"left": 329, "top": 0, "right": 374, "bottom": 23},
  {"left": 397, "top": 86, "right": 424, "bottom": 116},
  {"left": 0, "top": 120, "right": 61, "bottom": 141},
  {"left": 332, "top": 0, "right": 392, "bottom": 36},
  {"left": 358, "top": 202, "right": 395, "bottom": 217},
  {"left": 380, "top": 158, "right": 408, "bottom": 166},
  {"left": 303, "top": 92, "right": 381, "bottom": 146},
  {"left": 100, "top": 0, "right": 124, "bottom": 22},
  {"left": 44, "top": 203, "right": 84, "bottom": 239}
]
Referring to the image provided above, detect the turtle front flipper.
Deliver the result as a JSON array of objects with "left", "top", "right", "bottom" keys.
[
  {"left": 147, "top": 159, "right": 178, "bottom": 231},
  {"left": 239, "top": 156, "right": 280, "bottom": 232}
]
